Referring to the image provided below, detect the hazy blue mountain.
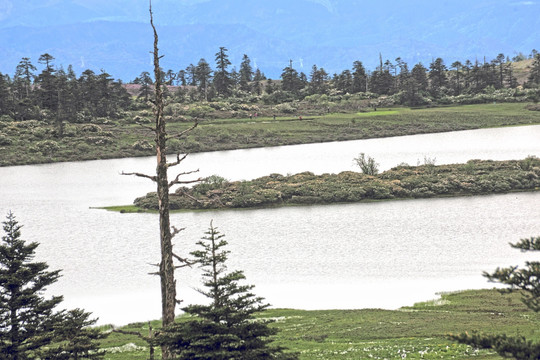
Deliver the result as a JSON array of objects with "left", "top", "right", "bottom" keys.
[{"left": 0, "top": 0, "right": 538, "bottom": 80}]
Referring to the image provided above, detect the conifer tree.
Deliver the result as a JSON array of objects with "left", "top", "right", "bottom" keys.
[
  {"left": 0, "top": 212, "right": 106, "bottom": 359},
  {"left": 214, "top": 47, "right": 232, "bottom": 97},
  {"left": 239, "top": 54, "right": 253, "bottom": 92},
  {"left": 526, "top": 53, "right": 540, "bottom": 88},
  {"left": 451, "top": 236, "right": 540, "bottom": 359},
  {"left": 0, "top": 212, "right": 63, "bottom": 359},
  {"left": 428, "top": 57, "right": 448, "bottom": 97},
  {"left": 160, "top": 222, "right": 298, "bottom": 360},
  {"left": 352, "top": 60, "right": 367, "bottom": 93},
  {"left": 42, "top": 309, "right": 106, "bottom": 359},
  {"left": 281, "top": 61, "right": 302, "bottom": 96}
]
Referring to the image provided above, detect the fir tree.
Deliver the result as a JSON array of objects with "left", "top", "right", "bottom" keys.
[
  {"left": 0, "top": 211, "right": 63, "bottom": 359},
  {"left": 451, "top": 236, "right": 540, "bottom": 359},
  {"left": 214, "top": 47, "right": 232, "bottom": 97},
  {"left": 0, "top": 212, "right": 106, "bottom": 359},
  {"left": 239, "top": 54, "right": 253, "bottom": 92},
  {"left": 41, "top": 309, "right": 107, "bottom": 360},
  {"left": 526, "top": 53, "right": 540, "bottom": 88},
  {"left": 160, "top": 222, "right": 297, "bottom": 359}
]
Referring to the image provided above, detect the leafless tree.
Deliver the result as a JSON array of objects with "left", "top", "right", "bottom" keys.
[{"left": 122, "top": 2, "right": 200, "bottom": 358}]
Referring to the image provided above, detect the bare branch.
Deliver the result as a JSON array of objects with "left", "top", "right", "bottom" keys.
[
  {"left": 166, "top": 122, "right": 198, "bottom": 141},
  {"left": 136, "top": 122, "right": 156, "bottom": 133},
  {"left": 171, "top": 226, "right": 185, "bottom": 239},
  {"left": 121, "top": 171, "right": 157, "bottom": 182},
  {"left": 168, "top": 170, "right": 201, "bottom": 188},
  {"left": 172, "top": 252, "right": 197, "bottom": 268},
  {"left": 174, "top": 189, "right": 203, "bottom": 205},
  {"left": 167, "top": 153, "right": 188, "bottom": 168}
]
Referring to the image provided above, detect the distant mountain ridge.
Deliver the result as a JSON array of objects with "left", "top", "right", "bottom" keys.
[{"left": 0, "top": 0, "right": 538, "bottom": 80}]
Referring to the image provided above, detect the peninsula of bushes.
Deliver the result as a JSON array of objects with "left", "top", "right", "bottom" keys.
[{"left": 131, "top": 156, "right": 540, "bottom": 211}]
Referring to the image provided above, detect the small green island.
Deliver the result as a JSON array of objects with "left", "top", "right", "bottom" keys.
[{"left": 120, "top": 156, "right": 540, "bottom": 212}]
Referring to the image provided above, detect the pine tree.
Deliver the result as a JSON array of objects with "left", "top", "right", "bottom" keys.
[
  {"left": 14, "top": 57, "right": 36, "bottom": 99},
  {"left": 42, "top": 309, "right": 107, "bottom": 359},
  {"left": 0, "top": 212, "right": 106, "bottom": 359},
  {"left": 280, "top": 61, "right": 303, "bottom": 96},
  {"left": 36, "top": 53, "right": 58, "bottom": 113},
  {"left": 160, "top": 223, "right": 298, "bottom": 360},
  {"left": 0, "top": 72, "right": 13, "bottom": 117},
  {"left": 136, "top": 71, "right": 154, "bottom": 102},
  {"left": 239, "top": 54, "right": 253, "bottom": 92},
  {"left": 526, "top": 53, "right": 540, "bottom": 88},
  {"left": 451, "top": 236, "right": 540, "bottom": 359},
  {"left": 352, "top": 60, "right": 367, "bottom": 93},
  {"left": 0, "top": 212, "right": 63, "bottom": 359},
  {"left": 194, "top": 58, "right": 212, "bottom": 101},
  {"left": 213, "top": 47, "right": 232, "bottom": 97},
  {"left": 428, "top": 57, "right": 448, "bottom": 97}
]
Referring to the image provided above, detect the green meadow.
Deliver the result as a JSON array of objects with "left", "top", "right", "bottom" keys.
[
  {"left": 2, "top": 103, "right": 539, "bottom": 167},
  {"left": 97, "top": 289, "right": 539, "bottom": 360}
]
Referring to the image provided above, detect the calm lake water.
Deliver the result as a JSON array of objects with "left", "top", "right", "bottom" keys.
[{"left": 1, "top": 125, "right": 540, "bottom": 325}]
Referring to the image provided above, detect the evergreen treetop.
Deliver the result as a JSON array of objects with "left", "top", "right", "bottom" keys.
[
  {"left": 160, "top": 222, "right": 298, "bottom": 359},
  {"left": 0, "top": 211, "right": 63, "bottom": 359}
]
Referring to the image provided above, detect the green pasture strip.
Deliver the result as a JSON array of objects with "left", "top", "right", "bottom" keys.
[
  {"left": 99, "top": 289, "right": 538, "bottom": 359},
  {"left": 2, "top": 103, "right": 540, "bottom": 167}
]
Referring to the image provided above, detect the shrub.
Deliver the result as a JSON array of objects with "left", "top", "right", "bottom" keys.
[
  {"left": 62, "top": 124, "right": 78, "bottom": 137},
  {"left": 193, "top": 175, "right": 229, "bottom": 196},
  {"left": 164, "top": 103, "right": 187, "bottom": 116},
  {"left": 132, "top": 140, "right": 154, "bottom": 151},
  {"left": 354, "top": 153, "right": 379, "bottom": 175},
  {"left": 80, "top": 124, "right": 102, "bottom": 133},
  {"left": 187, "top": 105, "right": 214, "bottom": 118},
  {"left": 74, "top": 110, "right": 94, "bottom": 123},
  {"left": 36, "top": 140, "right": 59, "bottom": 155},
  {"left": 261, "top": 90, "right": 296, "bottom": 105},
  {"left": 31, "top": 127, "right": 47, "bottom": 139},
  {"left": 85, "top": 137, "right": 113, "bottom": 146},
  {"left": 0, "top": 133, "right": 12, "bottom": 145},
  {"left": 167, "top": 138, "right": 182, "bottom": 153},
  {"left": 14, "top": 120, "right": 41, "bottom": 129},
  {"left": 519, "top": 155, "right": 539, "bottom": 171},
  {"left": 275, "top": 102, "right": 297, "bottom": 114}
]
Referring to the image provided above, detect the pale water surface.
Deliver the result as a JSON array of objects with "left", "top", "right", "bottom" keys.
[{"left": 1, "top": 125, "right": 539, "bottom": 325}]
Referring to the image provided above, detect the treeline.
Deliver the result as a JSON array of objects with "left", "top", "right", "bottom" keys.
[
  {"left": 0, "top": 54, "right": 131, "bottom": 136},
  {"left": 135, "top": 48, "right": 540, "bottom": 106},
  {"left": 1, "top": 49, "right": 540, "bottom": 131}
]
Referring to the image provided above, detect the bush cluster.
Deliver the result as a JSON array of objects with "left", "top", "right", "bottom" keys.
[{"left": 133, "top": 157, "right": 540, "bottom": 210}]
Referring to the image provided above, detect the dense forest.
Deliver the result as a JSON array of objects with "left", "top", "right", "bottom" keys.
[{"left": 1, "top": 49, "right": 540, "bottom": 130}]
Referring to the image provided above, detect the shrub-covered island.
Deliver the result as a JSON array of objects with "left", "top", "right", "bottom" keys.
[{"left": 132, "top": 156, "right": 540, "bottom": 211}]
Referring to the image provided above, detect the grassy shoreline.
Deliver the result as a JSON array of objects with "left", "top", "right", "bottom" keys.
[
  {"left": 102, "top": 186, "right": 540, "bottom": 215},
  {"left": 98, "top": 289, "right": 539, "bottom": 360},
  {"left": 2, "top": 103, "right": 540, "bottom": 167}
]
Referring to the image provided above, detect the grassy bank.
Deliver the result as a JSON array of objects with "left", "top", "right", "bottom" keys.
[
  {"left": 2, "top": 103, "right": 540, "bottom": 167},
  {"left": 97, "top": 289, "right": 539, "bottom": 359},
  {"left": 131, "top": 157, "right": 540, "bottom": 211}
]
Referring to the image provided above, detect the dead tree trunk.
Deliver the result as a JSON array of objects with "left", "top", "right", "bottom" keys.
[
  {"left": 150, "top": 8, "right": 176, "bottom": 360},
  {"left": 123, "top": 2, "right": 200, "bottom": 359}
]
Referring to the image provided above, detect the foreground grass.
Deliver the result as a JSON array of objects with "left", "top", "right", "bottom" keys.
[
  {"left": 97, "top": 289, "right": 540, "bottom": 359},
  {"left": 2, "top": 103, "right": 540, "bottom": 167}
]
